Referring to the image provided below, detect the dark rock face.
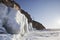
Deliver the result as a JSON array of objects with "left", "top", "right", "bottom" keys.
[
  {"left": 21, "top": 9, "right": 46, "bottom": 30},
  {"left": 0, "top": 0, "right": 14, "bottom": 7},
  {"left": 21, "top": 9, "right": 32, "bottom": 23},
  {"left": 0, "top": 0, "right": 21, "bottom": 10},
  {"left": 12, "top": 1, "right": 21, "bottom": 10},
  {"left": 32, "top": 20, "right": 45, "bottom": 30}
]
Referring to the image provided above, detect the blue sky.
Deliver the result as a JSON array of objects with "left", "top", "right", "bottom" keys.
[{"left": 15, "top": 0, "right": 60, "bottom": 29}]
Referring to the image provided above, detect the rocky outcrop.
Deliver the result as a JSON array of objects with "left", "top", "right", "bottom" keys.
[
  {"left": 21, "top": 9, "right": 46, "bottom": 30},
  {"left": 0, "top": 0, "right": 20, "bottom": 10},
  {"left": 0, "top": 0, "right": 13, "bottom": 7},
  {"left": 32, "top": 20, "right": 45, "bottom": 30}
]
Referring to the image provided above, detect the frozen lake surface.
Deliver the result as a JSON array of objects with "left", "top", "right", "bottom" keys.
[
  {"left": 0, "top": 29, "right": 60, "bottom": 40},
  {"left": 22, "top": 29, "right": 60, "bottom": 40}
]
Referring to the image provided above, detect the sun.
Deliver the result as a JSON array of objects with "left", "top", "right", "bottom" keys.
[
  {"left": 52, "top": 18, "right": 60, "bottom": 29},
  {"left": 57, "top": 19, "right": 60, "bottom": 25}
]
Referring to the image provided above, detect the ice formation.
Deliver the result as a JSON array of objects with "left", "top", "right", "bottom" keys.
[{"left": 0, "top": 3, "right": 30, "bottom": 40}]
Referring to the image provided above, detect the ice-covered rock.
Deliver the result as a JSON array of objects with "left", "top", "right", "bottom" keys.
[
  {"left": 4, "top": 7, "right": 30, "bottom": 35},
  {"left": 0, "top": 3, "right": 29, "bottom": 40}
]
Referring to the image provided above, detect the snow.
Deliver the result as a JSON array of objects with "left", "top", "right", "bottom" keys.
[
  {"left": 0, "top": 30, "right": 60, "bottom": 40},
  {"left": 22, "top": 30, "right": 60, "bottom": 40}
]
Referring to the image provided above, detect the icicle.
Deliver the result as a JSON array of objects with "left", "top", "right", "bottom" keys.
[{"left": 28, "top": 23, "right": 33, "bottom": 32}]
